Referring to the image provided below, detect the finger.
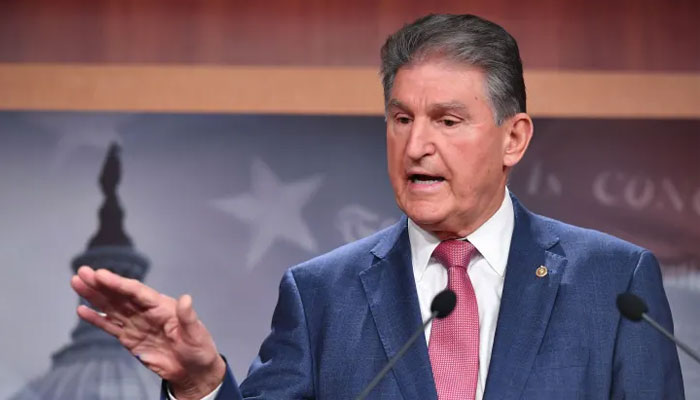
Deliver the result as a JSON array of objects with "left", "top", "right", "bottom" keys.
[
  {"left": 94, "top": 268, "right": 162, "bottom": 310},
  {"left": 176, "top": 294, "right": 202, "bottom": 341},
  {"left": 71, "top": 274, "right": 117, "bottom": 314},
  {"left": 78, "top": 268, "right": 150, "bottom": 321},
  {"left": 77, "top": 304, "right": 124, "bottom": 337},
  {"left": 72, "top": 274, "right": 139, "bottom": 328},
  {"left": 76, "top": 265, "right": 103, "bottom": 292},
  {"left": 75, "top": 266, "right": 123, "bottom": 308},
  {"left": 76, "top": 265, "right": 94, "bottom": 276}
]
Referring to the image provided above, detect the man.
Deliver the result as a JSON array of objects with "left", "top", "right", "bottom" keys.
[{"left": 71, "top": 14, "right": 684, "bottom": 399}]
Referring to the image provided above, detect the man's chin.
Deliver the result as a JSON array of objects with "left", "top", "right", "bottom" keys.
[{"left": 404, "top": 210, "right": 448, "bottom": 230}]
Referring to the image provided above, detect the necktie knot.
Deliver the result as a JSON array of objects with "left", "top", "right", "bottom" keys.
[{"left": 433, "top": 239, "right": 477, "bottom": 270}]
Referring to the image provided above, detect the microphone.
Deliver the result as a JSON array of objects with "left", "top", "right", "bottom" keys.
[
  {"left": 354, "top": 289, "right": 457, "bottom": 400},
  {"left": 616, "top": 292, "right": 700, "bottom": 364}
]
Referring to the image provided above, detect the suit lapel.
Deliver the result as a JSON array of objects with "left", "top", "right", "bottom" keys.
[
  {"left": 483, "top": 197, "right": 567, "bottom": 400},
  {"left": 359, "top": 217, "right": 437, "bottom": 400}
]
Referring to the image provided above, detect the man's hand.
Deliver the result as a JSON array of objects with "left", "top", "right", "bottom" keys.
[{"left": 71, "top": 266, "right": 226, "bottom": 400}]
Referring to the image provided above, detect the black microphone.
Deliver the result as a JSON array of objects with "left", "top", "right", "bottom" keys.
[
  {"left": 616, "top": 292, "right": 700, "bottom": 364},
  {"left": 354, "top": 289, "right": 457, "bottom": 400}
]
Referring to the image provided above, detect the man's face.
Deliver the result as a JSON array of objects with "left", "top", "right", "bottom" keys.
[{"left": 386, "top": 59, "right": 517, "bottom": 239}]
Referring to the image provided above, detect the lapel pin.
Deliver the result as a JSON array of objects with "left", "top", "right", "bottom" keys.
[{"left": 536, "top": 265, "right": 548, "bottom": 278}]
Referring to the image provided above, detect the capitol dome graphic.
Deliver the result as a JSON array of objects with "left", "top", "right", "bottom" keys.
[{"left": 11, "top": 144, "right": 160, "bottom": 399}]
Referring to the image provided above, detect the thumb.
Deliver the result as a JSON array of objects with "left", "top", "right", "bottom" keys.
[{"left": 176, "top": 294, "right": 201, "bottom": 340}]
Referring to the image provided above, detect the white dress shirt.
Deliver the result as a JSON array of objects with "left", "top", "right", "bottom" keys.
[
  {"left": 169, "top": 383, "right": 221, "bottom": 400},
  {"left": 408, "top": 190, "right": 514, "bottom": 400},
  {"left": 172, "top": 191, "right": 514, "bottom": 400}
]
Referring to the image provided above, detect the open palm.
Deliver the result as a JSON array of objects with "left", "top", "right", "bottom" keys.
[{"left": 71, "top": 266, "right": 225, "bottom": 398}]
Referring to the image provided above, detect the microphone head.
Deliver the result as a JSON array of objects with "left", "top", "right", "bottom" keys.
[
  {"left": 616, "top": 292, "right": 648, "bottom": 321},
  {"left": 431, "top": 289, "right": 457, "bottom": 319}
]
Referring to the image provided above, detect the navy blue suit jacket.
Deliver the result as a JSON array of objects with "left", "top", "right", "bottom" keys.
[{"left": 164, "top": 196, "right": 684, "bottom": 399}]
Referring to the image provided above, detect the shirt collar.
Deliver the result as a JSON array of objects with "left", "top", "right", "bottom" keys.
[{"left": 408, "top": 188, "right": 514, "bottom": 281}]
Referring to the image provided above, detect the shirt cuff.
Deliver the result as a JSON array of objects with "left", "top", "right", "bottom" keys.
[{"left": 167, "top": 382, "right": 223, "bottom": 400}]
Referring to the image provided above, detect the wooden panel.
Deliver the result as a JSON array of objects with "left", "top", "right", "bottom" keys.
[
  {"left": 1, "top": 63, "right": 698, "bottom": 118},
  {"left": 0, "top": 0, "right": 697, "bottom": 70}
]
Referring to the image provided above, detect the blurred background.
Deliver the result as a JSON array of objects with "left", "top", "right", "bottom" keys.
[{"left": 1, "top": 1, "right": 698, "bottom": 398}]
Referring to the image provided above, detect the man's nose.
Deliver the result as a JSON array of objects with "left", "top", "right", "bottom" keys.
[{"left": 405, "top": 119, "right": 436, "bottom": 160}]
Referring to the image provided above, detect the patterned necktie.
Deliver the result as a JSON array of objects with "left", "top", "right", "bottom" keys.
[{"left": 428, "top": 240, "right": 480, "bottom": 400}]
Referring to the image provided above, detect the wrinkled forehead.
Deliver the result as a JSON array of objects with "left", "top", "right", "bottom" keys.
[{"left": 388, "top": 59, "right": 490, "bottom": 105}]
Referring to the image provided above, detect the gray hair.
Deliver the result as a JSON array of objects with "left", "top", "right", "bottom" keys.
[{"left": 380, "top": 14, "right": 526, "bottom": 125}]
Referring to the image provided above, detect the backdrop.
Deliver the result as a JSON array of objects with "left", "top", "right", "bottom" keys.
[{"left": 0, "top": 111, "right": 697, "bottom": 398}]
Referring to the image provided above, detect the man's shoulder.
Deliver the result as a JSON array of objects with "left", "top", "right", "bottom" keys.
[
  {"left": 288, "top": 218, "right": 405, "bottom": 281},
  {"left": 524, "top": 207, "right": 653, "bottom": 274},
  {"left": 534, "top": 212, "right": 646, "bottom": 254},
  {"left": 518, "top": 209, "right": 662, "bottom": 292}
]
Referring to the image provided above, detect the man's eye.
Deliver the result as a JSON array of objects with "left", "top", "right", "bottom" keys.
[
  {"left": 441, "top": 119, "right": 459, "bottom": 127},
  {"left": 396, "top": 116, "right": 412, "bottom": 124}
]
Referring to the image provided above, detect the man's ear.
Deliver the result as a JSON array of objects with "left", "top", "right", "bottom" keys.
[{"left": 502, "top": 112, "right": 533, "bottom": 168}]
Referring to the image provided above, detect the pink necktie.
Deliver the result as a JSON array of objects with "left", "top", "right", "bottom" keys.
[{"left": 428, "top": 240, "right": 480, "bottom": 400}]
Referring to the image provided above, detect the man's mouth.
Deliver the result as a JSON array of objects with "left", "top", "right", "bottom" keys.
[{"left": 409, "top": 174, "right": 445, "bottom": 184}]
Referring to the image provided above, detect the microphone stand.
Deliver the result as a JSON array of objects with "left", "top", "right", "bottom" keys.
[
  {"left": 354, "top": 311, "right": 437, "bottom": 400},
  {"left": 641, "top": 313, "right": 700, "bottom": 363}
]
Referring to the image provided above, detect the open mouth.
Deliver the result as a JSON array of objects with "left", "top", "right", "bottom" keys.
[{"left": 409, "top": 174, "right": 445, "bottom": 184}]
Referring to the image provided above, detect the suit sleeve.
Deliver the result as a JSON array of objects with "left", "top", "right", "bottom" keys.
[
  {"left": 238, "top": 268, "right": 315, "bottom": 399},
  {"left": 611, "top": 250, "right": 685, "bottom": 399},
  {"left": 160, "top": 361, "right": 240, "bottom": 400}
]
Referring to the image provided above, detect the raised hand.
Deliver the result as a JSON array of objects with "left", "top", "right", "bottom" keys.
[{"left": 70, "top": 266, "right": 226, "bottom": 400}]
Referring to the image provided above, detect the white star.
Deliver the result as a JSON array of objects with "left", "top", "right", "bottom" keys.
[{"left": 211, "top": 159, "right": 324, "bottom": 270}]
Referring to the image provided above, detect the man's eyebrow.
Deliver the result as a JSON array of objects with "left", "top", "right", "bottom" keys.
[
  {"left": 386, "top": 99, "right": 408, "bottom": 111},
  {"left": 429, "top": 101, "right": 468, "bottom": 112},
  {"left": 386, "top": 99, "right": 469, "bottom": 114}
]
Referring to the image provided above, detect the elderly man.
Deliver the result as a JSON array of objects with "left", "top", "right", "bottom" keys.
[{"left": 71, "top": 14, "right": 684, "bottom": 399}]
